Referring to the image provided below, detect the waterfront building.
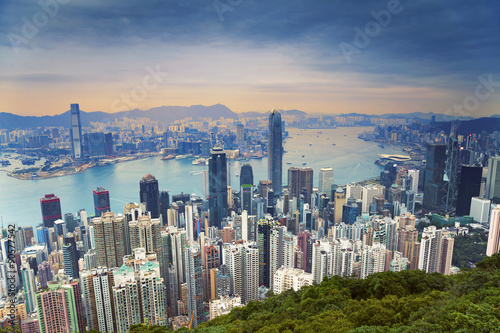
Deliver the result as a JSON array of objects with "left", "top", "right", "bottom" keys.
[
  {"left": 70, "top": 103, "right": 83, "bottom": 160},
  {"left": 40, "top": 194, "right": 62, "bottom": 228},
  {"left": 93, "top": 187, "right": 110, "bottom": 217}
]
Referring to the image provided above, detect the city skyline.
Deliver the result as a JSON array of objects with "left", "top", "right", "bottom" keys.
[{"left": 0, "top": 1, "right": 499, "bottom": 117}]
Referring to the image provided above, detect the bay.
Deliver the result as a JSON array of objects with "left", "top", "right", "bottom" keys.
[{"left": 0, "top": 127, "right": 402, "bottom": 227}]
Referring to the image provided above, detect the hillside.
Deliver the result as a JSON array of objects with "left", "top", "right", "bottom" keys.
[{"left": 122, "top": 253, "right": 500, "bottom": 333}]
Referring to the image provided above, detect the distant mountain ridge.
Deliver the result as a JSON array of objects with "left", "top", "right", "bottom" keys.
[
  {"left": 0, "top": 104, "right": 495, "bottom": 130},
  {"left": 0, "top": 104, "right": 238, "bottom": 130}
]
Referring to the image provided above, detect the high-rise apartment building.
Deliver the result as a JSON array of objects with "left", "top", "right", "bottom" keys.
[
  {"left": 273, "top": 267, "right": 313, "bottom": 295},
  {"left": 268, "top": 109, "right": 283, "bottom": 197},
  {"left": 360, "top": 243, "right": 387, "bottom": 279},
  {"left": 139, "top": 173, "right": 160, "bottom": 218},
  {"left": 269, "top": 227, "right": 295, "bottom": 289},
  {"left": 486, "top": 205, "right": 500, "bottom": 256},
  {"left": 92, "top": 212, "right": 125, "bottom": 268},
  {"left": 209, "top": 147, "right": 228, "bottom": 229},
  {"left": 36, "top": 281, "right": 80, "bottom": 333},
  {"left": 185, "top": 241, "right": 204, "bottom": 328},
  {"left": 318, "top": 167, "right": 334, "bottom": 194},
  {"left": 418, "top": 226, "right": 454, "bottom": 275},
  {"left": 80, "top": 268, "right": 116, "bottom": 332},
  {"left": 93, "top": 187, "right": 110, "bottom": 217},
  {"left": 40, "top": 194, "right": 62, "bottom": 228},
  {"left": 70, "top": 103, "right": 83, "bottom": 160}
]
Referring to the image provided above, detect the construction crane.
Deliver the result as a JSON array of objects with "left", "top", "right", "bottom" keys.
[{"left": 189, "top": 310, "right": 195, "bottom": 329}]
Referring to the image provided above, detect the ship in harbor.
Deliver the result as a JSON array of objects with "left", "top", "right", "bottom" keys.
[{"left": 192, "top": 158, "right": 208, "bottom": 165}]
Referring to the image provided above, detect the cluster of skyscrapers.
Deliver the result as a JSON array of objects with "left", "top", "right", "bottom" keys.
[{"left": 2, "top": 108, "right": 500, "bottom": 332}]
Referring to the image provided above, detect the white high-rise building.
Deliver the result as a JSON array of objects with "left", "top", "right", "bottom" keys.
[
  {"left": 407, "top": 169, "right": 420, "bottom": 193},
  {"left": 360, "top": 243, "right": 386, "bottom": 279},
  {"left": 186, "top": 205, "right": 194, "bottom": 241},
  {"left": 273, "top": 267, "right": 313, "bottom": 294},
  {"left": 202, "top": 170, "right": 209, "bottom": 199},
  {"left": 362, "top": 186, "right": 381, "bottom": 214},
  {"left": 318, "top": 167, "right": 334, "bottom": 194},
  {"left": 470, "top": 197, "right": 491, "bottom": 223},
  {"left": 269, "top": 227, "right": 295, "bottom": 289},
  {"left": 223, "top": 241, "right": 259, "bottom": 304},
  {"left": 346, "top": 184, "right": 363, "bottom": 200},
  {"left": 418, "top": 226, "right": 454, "bottom": 275},
  {"left": 185, "top": 241, "right": 204, "bottom": 328},
  {"left": 80, "top": 268, "right": 116, "bottom": 332},
  {"left": 485, "top": 157, "right": 500, "bottom": 199},
  {"left": 486, "top": 205, "right": 500, "bottom": 256},
  {"left": 113, "top": 281, "right": 141, "bottom": 333}
]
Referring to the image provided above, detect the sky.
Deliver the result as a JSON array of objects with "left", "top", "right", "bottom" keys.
[{"left": 0, "top": 0, "right": 499, "bottom": 117}]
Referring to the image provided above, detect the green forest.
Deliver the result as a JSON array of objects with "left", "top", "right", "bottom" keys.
[{"left": 142, "top": 253, "right": 500, "bottom": 333}]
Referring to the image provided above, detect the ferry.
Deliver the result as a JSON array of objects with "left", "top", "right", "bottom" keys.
[
  {"left": 161, "top": 154, "right": 175, "bottom": 160},
  {"left": 175, "top": 155, "right": 186, "bottom": 160},
  {"left": 192, "top": 158, "right": 208, "bottom": 165}
]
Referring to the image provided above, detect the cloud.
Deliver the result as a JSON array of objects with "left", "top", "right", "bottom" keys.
[{"left": 0, "top": 0, "right": 498, "bottom": 115}]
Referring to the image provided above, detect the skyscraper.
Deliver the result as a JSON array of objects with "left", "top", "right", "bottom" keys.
[
  {"left": 236, "top": 123, "right": 245, "bottom": 147},
  {"left": 486, "top": 205, "right": 500, "bottom": 256},
  {"left": 268, "top": 109, "right": 283, "bottom": 197},
  {"left": 140, "top": 173, "right": 160, "bottom": 218},
  {"left": 62, "top": 233, "right": 79, "bottom": 279},
  {"left": 40, "top": 194, "right": 62, "bottom": 228},
  {"left": 21, "top": 266, "right": 36, "bottom": 313},
  {"left": 93, "top": 187, "right": 110, "bottom": 217},
  {"left": 456, "top": 165, "right": 483, "bottom": 216},
  {"left": 318, "top": 167, "right": 334, "bottom": 194},
  {"left": 159, "top": 190, "right": 170, "bottom": 225},
  {"left": 87, "top": 132, "right": 106, "bottom": 158},
  {"left": 423, "top": 144, "right": 446, "bottom": 212},
  {"left": 70, "top": 103, "right": 83, "bottom": 160},
  {"left": 240, "top": 163, "right": 254, "bottom": 188},
  {"left": 209, "top": 147, "right": 228, "bottom": 229},
  {"left": 288, "top": 167, "right": 313, "bottom": 205},
  {"left": 185, "top": 241, "right": 204, "bottom": 328},
  {"left": 485, "top": 156, "right": 500, "bottom": 199},
  {"left": 92, "top": 212, "right": 125, "bottom": 268}
]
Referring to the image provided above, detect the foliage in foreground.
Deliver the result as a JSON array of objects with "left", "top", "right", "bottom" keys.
[{"left": 194, "top": 253, "right": 500, "bottom": 333}]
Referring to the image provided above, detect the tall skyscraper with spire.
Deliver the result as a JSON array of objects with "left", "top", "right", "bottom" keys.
[
  {"left": 268, "top": 109, "right": 283, "bottom": 197},
  {"left": 209, "top": 147, "right": 228, "bottom": 229},
  {"left": 70, "top": 103, "right": 83, "bottom": 160}
]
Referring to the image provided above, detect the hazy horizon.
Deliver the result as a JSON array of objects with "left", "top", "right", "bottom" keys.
[{"left": 1, "top": 1, "right": 499, "bottom": 117}]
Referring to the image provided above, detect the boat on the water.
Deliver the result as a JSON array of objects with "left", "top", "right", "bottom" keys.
[
  {"left": 192, "top": 158, "right": 208, "bottom": 165},
  {"left": 161, "top": 154, "right": 175, "bottom": 160}
]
